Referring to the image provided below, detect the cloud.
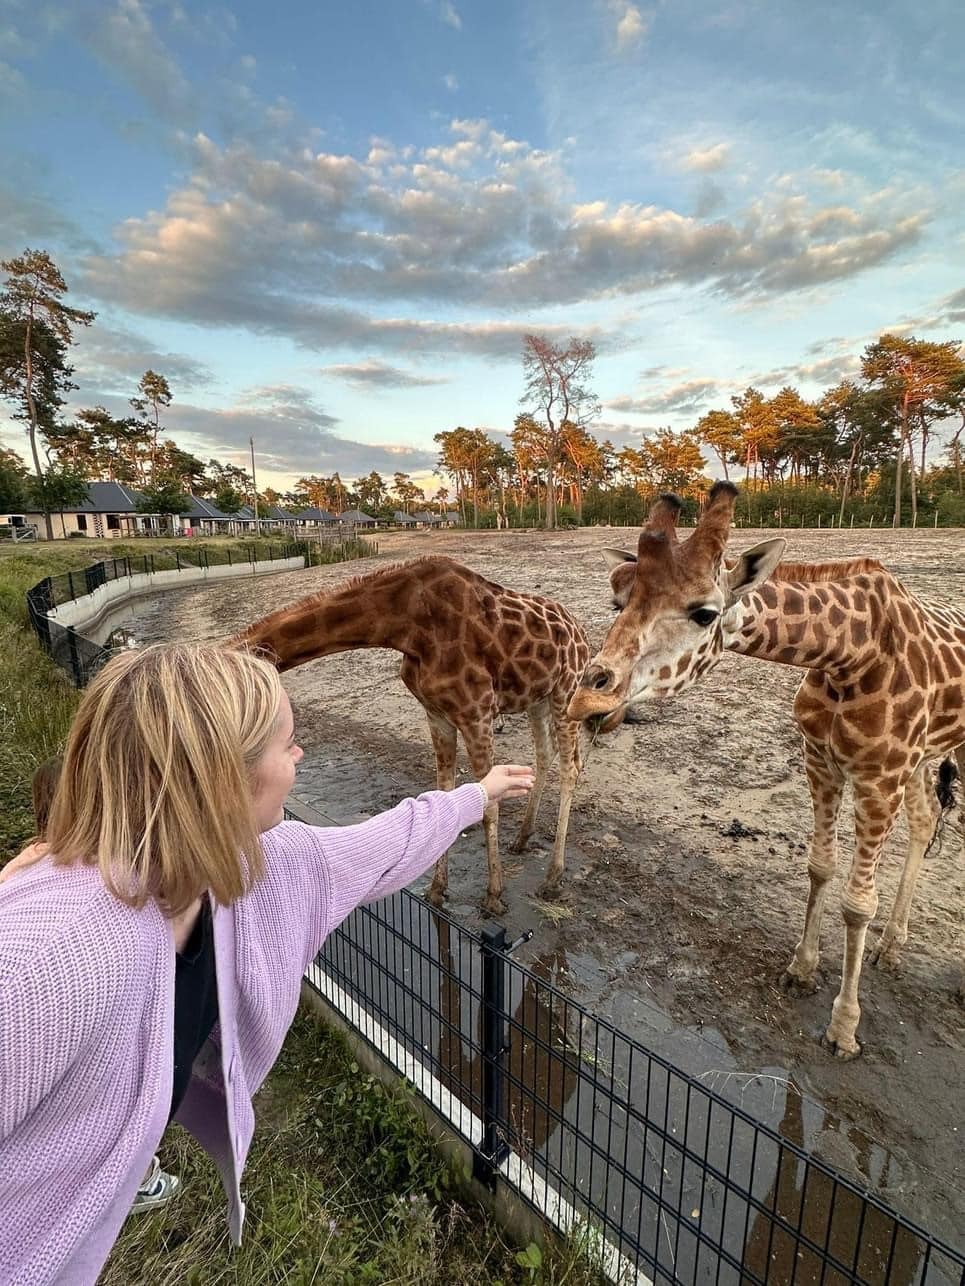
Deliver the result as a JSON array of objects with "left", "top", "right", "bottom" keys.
[
  {"left": 81, "top": 384, "right": 439, "bottom": 480},
  {"left": 749, "top": 353, "right": 861, "bottom": 388},
  {"left": 70, "top": 322, "right": 214, "bottom": 393},
  {"left": 610, "top": 2, "right": 647, "bottom": 49},
  {"left": 0, "top": 57, "right": 25, "bottom": 100},
  {"left": 77, "top": 122, "right": 931, "bottom": 357},
  {"left": 0, "top": 181, "right": 102, "bottom": 259},
  {"left": 693, "top": 180, "right": 726, "bottom": 218},
  {"left": 437, "top": 2, "right": 461, "bottom": 29},
  {"left": 443, "top": 72, "right": 458, "bottom": 92},
  {"left": 683, "top": 143, "right": 731, "bottom": 173},
  {"left": 607, "top": 378, "right": 723, "bottom": 416},
  {"left": 909, "top": 285, "right": 965, "bottom": 330},
  {"left": 320, "top": 361, "right": 449, "bottom": 389},
  {"left": 82, "top": 0, "right": 196, "bottom": 125}
]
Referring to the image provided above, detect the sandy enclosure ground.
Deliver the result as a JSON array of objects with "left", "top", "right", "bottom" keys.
[{"left": 119, "top": 525, "right": 965, "bottom": 1246}]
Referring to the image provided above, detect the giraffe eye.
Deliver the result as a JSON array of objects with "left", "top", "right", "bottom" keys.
[
  {"left": 689, "top": 607, "right": 719, "bottom": 628},
  {"left": 611, "top": 600, "right": 623, "bottom": 613}
]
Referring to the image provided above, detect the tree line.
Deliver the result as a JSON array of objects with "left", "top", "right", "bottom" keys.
[{"left": 2, "top": 249, "right": 963, "bottom": 536}]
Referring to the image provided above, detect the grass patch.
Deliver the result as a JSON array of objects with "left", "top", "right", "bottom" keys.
[{"left": 103, "top": 1007, "right": 607, "bottom": 1286}]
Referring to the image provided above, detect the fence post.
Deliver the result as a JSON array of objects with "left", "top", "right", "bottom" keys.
[
  {"left": 66, "top": 626, "right": 82, "bottom": 687},
  {"left": 29, "top": 580, "right": 53, "bottom": 652},
  {"left": 474, "top": 925, "right": 510, "bottom": 1190}
]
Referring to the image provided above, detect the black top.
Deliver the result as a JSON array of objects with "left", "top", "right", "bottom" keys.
[{"left": 168, "top": 897, "right": 220, "bottom": 1123}]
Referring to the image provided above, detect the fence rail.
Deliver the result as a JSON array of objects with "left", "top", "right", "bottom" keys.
[
  {"left": 23, "top": 539, "right": 349, "bottom": 687},
  {"left": 292, "top": 805, "right": 965, "bottom": 1286}
]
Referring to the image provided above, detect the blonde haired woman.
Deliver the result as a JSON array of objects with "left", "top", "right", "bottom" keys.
[{"left": 0, "top": 643, "right": 533, "bottom": 1285}]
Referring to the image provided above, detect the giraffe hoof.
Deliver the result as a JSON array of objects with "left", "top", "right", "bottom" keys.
[
  {"left": 536, "top": 879, "right": 564, "bottom": 901},
  {"left": 868, "top": 941, "right": 902, "bottom": 972},
  {"left": 424, "top": 887, "right": 447, "bottom": 909},
  {"left": 481, "top": 893, "right": 508, "bottom": 918},
  {"left": 820, "top": 1031, "right": 862, "bottom": 1060},
  {"left": 508, "top": 837, "right": 530, "bottom": 855},
  {"left": 779, "top": 969, "right": 820, "bottom": 997}
]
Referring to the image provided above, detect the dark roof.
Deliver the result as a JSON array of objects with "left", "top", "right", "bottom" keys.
[
  {"left": 39, "top": 480, "right": 145, "bottom": 514},
  {"left": 411, "top": 510, "right": 441, "bottom": 524},
  {"left": 338, "top": 508, "right": 375, "bottom": 523},
  {"left": 296, "top": 506, "right": 335, "bottom": 522},
  {"left": 393, "top": 510, "right": 417, "bottom": 524},
  {"left": 261, "top": 503, "right": 298, "bottom": 521},
  {"left": 443, "top": 511, "right": 461, "bottom": 522},
  {"left": 182, "top": 494, "right": 231, "bottom": 520}
]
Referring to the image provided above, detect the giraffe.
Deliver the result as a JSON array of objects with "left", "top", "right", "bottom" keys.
[
  {"left": 233, "top": 554, "right": 591, "bottom": 915},
  {"left": 567, "top": 481, "right": 965, "bottom": 1058}
]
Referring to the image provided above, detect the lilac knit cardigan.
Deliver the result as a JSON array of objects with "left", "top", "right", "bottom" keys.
[{"left": 0, "top": 782, "right": 486, "bottom": 1286}]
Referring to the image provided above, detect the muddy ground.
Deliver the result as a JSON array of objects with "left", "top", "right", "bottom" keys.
[{"left": 118, "top": 525, "right": 965, "bottom": 1248}]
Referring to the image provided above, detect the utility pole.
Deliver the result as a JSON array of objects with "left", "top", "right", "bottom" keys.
[{"left": 249, "top": 436, "right": 260, "bottom": 536}]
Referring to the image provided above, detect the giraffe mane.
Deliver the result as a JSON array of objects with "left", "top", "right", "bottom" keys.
[
  {"left": 234, "top": 555, "right": 463, "bottom": 639},
  {"left": 769, "top": 557, "right": 885, "bottom": 583}
]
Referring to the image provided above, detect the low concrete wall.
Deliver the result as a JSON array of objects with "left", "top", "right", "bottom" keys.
[{"left": 47, "top": 555, "right": 304, "bottom": 636}]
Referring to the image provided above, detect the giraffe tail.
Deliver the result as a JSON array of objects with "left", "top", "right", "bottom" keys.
[{"left": 936, "top": 757, "right": 959, "bottom": 812}]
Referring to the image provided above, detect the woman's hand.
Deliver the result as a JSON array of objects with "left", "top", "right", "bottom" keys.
[{"left": 479, "top": 764, "right": 535, "bottom": 804}]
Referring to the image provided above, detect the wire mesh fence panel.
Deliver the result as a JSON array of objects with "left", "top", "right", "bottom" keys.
[
  {"left": 23, "top": 543, "right": 312, "bottom": 687},
  {"left": 301, "top": 877, "right": 965, "bottom": 1286}
]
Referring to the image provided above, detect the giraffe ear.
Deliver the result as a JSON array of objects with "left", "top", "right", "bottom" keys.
[
  {"left": 725, "top": 538, "right": 785, "bottom": 602},
  {"left": 602, "top": 548, "right": 636, "bottom": 572}
]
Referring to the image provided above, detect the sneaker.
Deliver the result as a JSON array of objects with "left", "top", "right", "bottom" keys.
[{"left": 130, "top": 1155, "right": 181, "bottom": 1213}]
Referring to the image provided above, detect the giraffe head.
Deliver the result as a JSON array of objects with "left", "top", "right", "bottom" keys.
[{"left": 567, "top": 482, "right": 785, "bottom": 730}]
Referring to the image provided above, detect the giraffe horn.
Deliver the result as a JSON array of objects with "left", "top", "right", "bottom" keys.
[
  {"left": 643, "top": 492, "right": 683, "bottom": 541},
  {"left": 689, "top": 480, "right": 739, "bottom": 558}
]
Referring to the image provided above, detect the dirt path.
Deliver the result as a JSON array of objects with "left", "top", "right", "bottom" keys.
[{"left": 118, "top": 525, "right": 965, "bottom": 1247}]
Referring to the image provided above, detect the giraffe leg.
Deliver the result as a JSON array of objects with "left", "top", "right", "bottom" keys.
[
  {"left": 869, "top": 761, "right": 937, "bottom": 972},
  {"left": 459, "top": 717, "right": 504, "bottom": 916},
  {"left": 956, "top": 746, "right": 965, "bottom": 1003},
  {"left": 822, "top": 777, "right": 903, "bottom": 1059},
  {"left": 781, "top": 744, "right": 845, "bottom": 995},
  {"left": 424, "top": 712, "right": 458, "bottom": 909},
  {"left": 510, "top": 700, "right": 553, "bottom": 854},
  {"left": 537, "top": 713, "right": 583, "bottom": 900}
]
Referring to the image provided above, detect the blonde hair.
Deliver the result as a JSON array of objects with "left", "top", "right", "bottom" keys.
[{"left": 46, "top": 642, "right": 282, "bottom": 915}]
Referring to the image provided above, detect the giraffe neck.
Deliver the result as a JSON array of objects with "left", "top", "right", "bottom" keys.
[
  {"left": 724, "top": 576, "right": 893, "bottom": 678},
  {"left": 237, "top": 566, "right": 422, "bottom": 670}
]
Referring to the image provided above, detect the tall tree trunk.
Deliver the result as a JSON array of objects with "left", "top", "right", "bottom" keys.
[
  {"left": 907, "top": 431, "right": 918, "bottom": 526},
  {"left": 838, "top": 434, "right": 861, "bottom": 527},
  {"left": 893, "top": 396, "right": 908, "bottom": 527},
  {"left": 545, "top": 450, "right": 557, "bottom": 529},
  {"left": 952, "top": 424, "right": 964, "bottom": 494},
  {"left": 919, "top": 413, "right": 928, "bottom": 479},
  {"left": 22, "top": 308, "right": 54, "bottom": 540}
]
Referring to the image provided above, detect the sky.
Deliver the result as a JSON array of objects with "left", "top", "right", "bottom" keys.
[{"left": 1, "top": 0, "right": 963, "bottom": 494}]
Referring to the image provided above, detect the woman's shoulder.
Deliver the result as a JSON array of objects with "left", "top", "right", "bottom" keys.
[{"left": 0, "top": 857, "right": 164, "bottom": 987}]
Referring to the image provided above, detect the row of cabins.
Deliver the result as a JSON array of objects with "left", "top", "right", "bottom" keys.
[{"left": 0, "top": 482, "right": 461, "bottom": 540}]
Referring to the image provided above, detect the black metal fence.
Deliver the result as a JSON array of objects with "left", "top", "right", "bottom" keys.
[
  {"left": 25, "top": 543, "right": 309, "bottom": 687},
  {"left": 295, "top": 818, "right": 965, "bottom": 1286}
]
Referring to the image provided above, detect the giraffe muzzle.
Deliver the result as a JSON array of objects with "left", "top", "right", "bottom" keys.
[{"left": 566, "top": 664, "right": 627, "bottom": 729}]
